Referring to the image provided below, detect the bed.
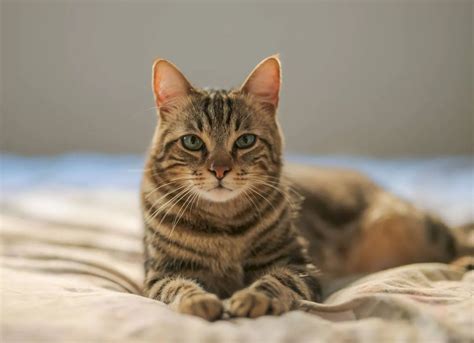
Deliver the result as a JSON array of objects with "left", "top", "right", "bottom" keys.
[{"left": 1, "top": 154, "right": 473, "bottom": 342}]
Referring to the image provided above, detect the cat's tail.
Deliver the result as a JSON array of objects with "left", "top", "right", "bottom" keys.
[
  {"left": 450, "top": 223, "right": 474, "bottom": 270},
  {"left": 453, "top": 222, "right": 474, "bottom": 257}
]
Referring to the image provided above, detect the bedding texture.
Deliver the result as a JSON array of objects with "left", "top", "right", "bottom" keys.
[{"left": 1, "top": 154, "right": 473, "bottom": 342}]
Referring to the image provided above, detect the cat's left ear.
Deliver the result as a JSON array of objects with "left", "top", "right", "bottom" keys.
[
  {"left": 239, "top": 55, "right": 281, "bottom": 112},
  {"left": 152, "top": 58, "right": 194, "bottom": 114}
]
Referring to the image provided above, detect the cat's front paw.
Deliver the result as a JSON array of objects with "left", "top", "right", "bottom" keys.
[
  {"left": 228, "top": 289, "right": 290, "bottom": 318},
  {"left": 177, "top": 293, "right": 223, "bottom": 321}
]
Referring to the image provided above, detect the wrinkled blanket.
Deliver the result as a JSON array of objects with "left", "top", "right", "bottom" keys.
[{"left": 1, "top": 155, "right": 473, "bottom": 342}]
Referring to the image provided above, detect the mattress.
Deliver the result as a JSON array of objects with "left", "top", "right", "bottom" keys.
[{"left": 1, "top": 154, "right": 473, "bottom": 342}]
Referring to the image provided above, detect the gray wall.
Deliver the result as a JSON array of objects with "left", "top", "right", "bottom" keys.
[{"left": 1, "top": 0, "right": 473, "bottom": 156}]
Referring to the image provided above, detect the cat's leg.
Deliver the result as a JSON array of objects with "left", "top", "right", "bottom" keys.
[
  {"left": 228, "top": 264, "right": 321, "bottom": 318},
  {"left": 144, "top": 273, "right": 223, "bottom": 321}
]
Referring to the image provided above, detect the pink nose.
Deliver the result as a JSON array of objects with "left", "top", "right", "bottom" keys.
[{"left": 209, "top": 163, "right": 231, "bottom": 180}]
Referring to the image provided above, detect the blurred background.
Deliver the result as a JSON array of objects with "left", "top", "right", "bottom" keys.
[{"left": 2, "top": 0, "right": 472, "bottom": 157}]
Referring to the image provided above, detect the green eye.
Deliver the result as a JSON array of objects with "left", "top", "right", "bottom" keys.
[
  {"left": 181, "top": 135, "right": 204, "bottom": 151},
  {"left": 235, "top": 134, "right": 256, "bottom": 149}
]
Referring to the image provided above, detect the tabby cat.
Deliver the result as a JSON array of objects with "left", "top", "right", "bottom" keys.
[{"left": 141, "top": 55, "right": 460, "bottom": 321}]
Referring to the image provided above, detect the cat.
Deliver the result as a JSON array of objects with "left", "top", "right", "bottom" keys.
[{"left": 141, "top": 55, "right": 462, "bottom": 321}]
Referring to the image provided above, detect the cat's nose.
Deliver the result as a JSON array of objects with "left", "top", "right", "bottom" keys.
[{"left": 209, "top": 162, "right": 231, "bottom": 180}]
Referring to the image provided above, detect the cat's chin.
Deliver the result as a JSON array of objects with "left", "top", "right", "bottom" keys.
[{"left": 199, "top": 187, "right": 240, "bottom": 203}]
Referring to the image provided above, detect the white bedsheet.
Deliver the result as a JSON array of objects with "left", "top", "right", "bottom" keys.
[{"left": 2, "top": 189, "right": 473, "bottom": 343}]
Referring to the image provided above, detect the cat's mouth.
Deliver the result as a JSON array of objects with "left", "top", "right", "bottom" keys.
[
  {"left": 214, "top": 184, "right": 232, "bottom": 191},
  {"left": 200, "top": 184, "right": 238, "bottom": 202}
]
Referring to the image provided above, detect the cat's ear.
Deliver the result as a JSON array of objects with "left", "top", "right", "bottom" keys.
[
  {"left": 239, "top": 55, "right": 281, "bottom": 111},
  {"left": 152, "top": 58, "right": 194, "bottom": 113}
]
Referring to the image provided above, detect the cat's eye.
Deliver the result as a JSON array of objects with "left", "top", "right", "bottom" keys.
[
  {"left": 235, "top": 134, "right": 257, "bottom": 149},
  {"left": 181, "top": 135, "right": 204, "bottom": 151}
]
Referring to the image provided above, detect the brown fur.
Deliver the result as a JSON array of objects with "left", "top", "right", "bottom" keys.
[
  {"left": 141, "top": 56, "right": 462, "bottom": 321},
  {"left": 288, "top": 164, "right": 458, "bottom": 278}
]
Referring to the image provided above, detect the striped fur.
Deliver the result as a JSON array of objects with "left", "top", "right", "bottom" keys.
[
  {"left": 141, "top": 56, "right": 461, "bottom": 320},
  {"left": 287, "top": 165, "right": 460, "bottom": 279}
]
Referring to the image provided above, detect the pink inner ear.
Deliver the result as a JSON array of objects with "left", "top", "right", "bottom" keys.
[
  {"left": 242, "top": 58, "right": 281, "bottom": 108},
  {"left": 153, "top": 60, "right": 192, "bottom": 108},
  {"left": 156, "top": 78, "right": 186, "bottom": 106}
]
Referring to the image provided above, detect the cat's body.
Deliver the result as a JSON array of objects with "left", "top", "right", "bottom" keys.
[
  {"left": 141, "top": 56, "right": 459, "bottom": 320},
  {"left": 288, "top": 164, "right": 456, "bottom": 278}
]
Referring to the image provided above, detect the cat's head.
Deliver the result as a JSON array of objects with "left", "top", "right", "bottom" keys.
[{"left": 149, "top": 56, "right": 283, "bottom": 204}]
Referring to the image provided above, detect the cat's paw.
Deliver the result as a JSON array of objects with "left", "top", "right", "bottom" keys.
[
  {"left": 228, "top": 289, "right": 289, "bottom": 318},
  {"left": 177, "top": 293, "right": 223, "bottom": 321}
]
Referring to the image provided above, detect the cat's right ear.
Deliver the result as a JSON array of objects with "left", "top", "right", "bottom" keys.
[
  {"left": 152, "top": 59, "right": 194, "bottom": 114},
  {"left": 239, "top": 55, "right": 281, "bottom": 113}
]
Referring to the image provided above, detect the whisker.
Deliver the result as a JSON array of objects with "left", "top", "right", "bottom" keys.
[
  {"left": 248, "top": 178, "right": 299, "bottom": 210},
  {"left": 145, "top": 177, "right": 194, "bottom": 200},
  {"left": 146, "top": 182, "right": 190, "bottom": 205},
  {"left": 148, "top": 185, "right": 193, "bottom": 222},
  {"left": 147, "top": 185, "right": 194, "bottom": 243},
  {"left": 175, "top": 190, "right": 201, "bottom": 247},
  {"left": 246, "top": 185, "right": 277, "bottom": 213},
  {"left": 171, "top": 189, "right": 196, "bottom": 231},
  {"left": 169, "top": 189, "right": 200, "bottom": 239},
  {"left": 246, "top": 174, "right": 302, "bottom": 199},
  {"left": 242, "top": 189, "right": 261, "bottom": 219},
  {"left": 159, "top": 187, "right": 194, "bottom": 239}
]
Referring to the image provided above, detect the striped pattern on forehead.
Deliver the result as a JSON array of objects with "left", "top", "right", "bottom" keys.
[{"left": 189, "top": 89, "right": 251, "bottom": 133}]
